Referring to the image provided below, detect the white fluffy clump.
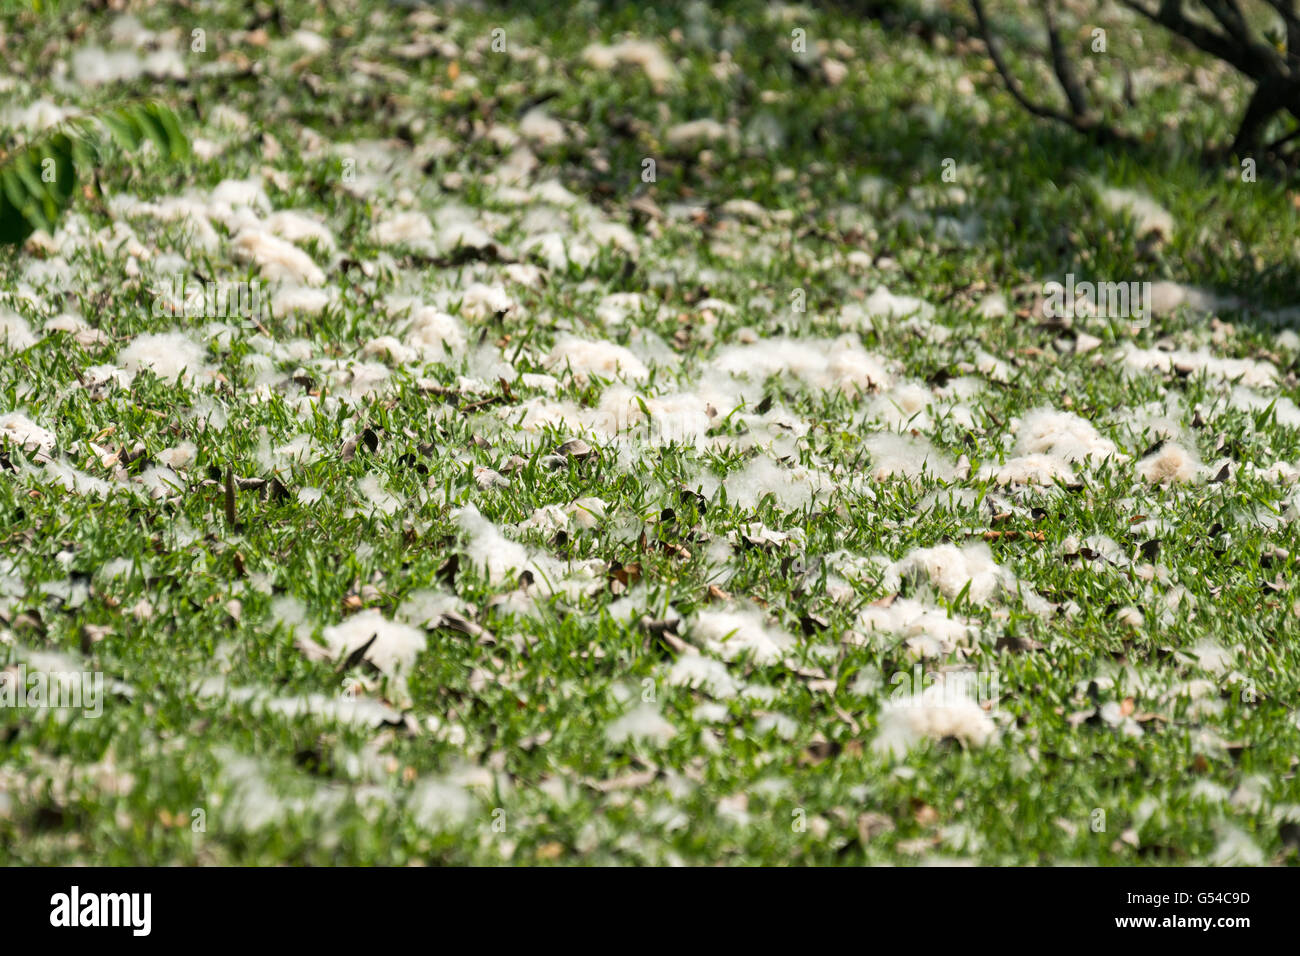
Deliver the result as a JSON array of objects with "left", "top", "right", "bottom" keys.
[
  {"left": 271, "top": 285, "right": 335, "bottom": 318},
  {"left": 256, "top": 692, "right": 401, "bottom": 729},
  {"left": 0, "top": 309, "right": 38, "bottom": 350},
  {"left": 512, "top": 381, "right": 731, "bottom": 453},
  {"left": 585, "top": 217, "right": 638, "bottom": 255},
  {"left": 135, "top": 465, "right": 183, "bottom": 499},
  {"left": 408, "top": 777, "right": 475, "bottom": 831},
  {"left": 516, "top": 498, "right": 606, "bottom": 535},
  {"left": 210, "top": 750, "right": 291, "bottom": 831},
  {"left": 39, "top": 459, "right": 111, "bottom": 497},
  {"left": 973, "top": 349, "right": 1012, "bottom": 383},
  {"left": 865, "top": 381, "right": 935, "bottom": 430},
  {"left": 1229, "top": 387, "right": 1300, "bottom": 429},
  {"left": 232, "top": 229, "right": 326, "bottom": 285},
  {"left": 287, "top": 29, "right": 331, "bottom": 56},
  {"left": 407, "top": 306, "right": 467, "bottom": 357},
  {"left": 1243, "top": 459, "right": 1300, "bottom": 485},
  {"left": 595, "top": 292, "right": 654, "bottom": 326},
  {"left": 109, "top": 193, "right": 220, "bottom": 249},
  {"left": 666, "top": 655, "right": 740, "bottom": 698},
  {"left": 263, "top": 210, "right": 336, "bottom": 251},
  {"left": 519, "top": 107, "right": 567, "bottom": 147},
  {"left": 862, "top": 286, "right": 936, "bottom": 323},
  {"left": 512, "top": 396, "right": 603, "bottom": 437},
  {"left": 205, "top": 178, "right": 271, "bottom": 227},
  {"left": 1097, "top": 186, "right": 1174, "bottom": 239},
  {"left": 545, "top": 335, "right": 649, "bottom": 384},
  {"left": 516, "top": 504, "right": 571, "bottom": 536},
  {"left": 1186, "top": 640, "right": 1236, "bottom": 676},
  {"left": 454, "top": 505, "right": 603, "bottom": 601},
  {"left": 119, "top": 331, "right": 212, "bottom": 383},
  {"left": 157, "top": 441, "right": 197, "bottom": 469},
  {"left": 315, "top": 357, "right": 391, "bottom": 400},
  {"left": 711, "top": 336, "right": 891, "bottom": 395},
  {"left": 866, "top": 379, "right": 978, "bottom": 433},
  {"left": 396, "top": 588, "right": 463, "bottom": 628},
  {"left": 71, "top": 46, "right": 186, "bottom": 87},
  {"left": 2, "top": 98, "right": 73, "bottom": 132},
  {"left": 582, "top": 40, "right": 678, "bottom": 87},
  {"left": 893, "top": 542, "right": 1010, "bottom": 605},
  {"left": 448, "top": 282, "right": 518, "bottom": 321},
  {"left": 978, "top": 452, "right": 1076, "bottom": 487},
  {"left": 665, "top": 118, "right": 733, "bottom": 150},
  {"left": 0, "top": 412, "right": 56, "bottom": 457},
  {"left": 606, "top": 702, "right": 677, "bottom": 745},
  {"left": 314, "top": 609, "right": 427, "bottom": 682},
  {"left": 873, "top": 681, "right": 997, "bottom": 756},
  {"left": 522, "top": 232, "right": 596, "bottom": 271},
  {"left": 824, "top": 551, "right": 902, "bottom": 601},
  {"left": 1137, "top": 442, "right": 1203, "bottom": 484},
  {"left": 1119, "top": 345, "right": 1276, "bottom": 388},
  {"left": 356, "top": 474, "right": 402, "bottom": 516},
  {"left": 1148, "top": 281, "right": 1229, "bottom": 317},
  {"left": 1207, "top": 825, "right": 1265, "bottom": 866},
  {"left": 456, "top": 505, "right": 535, "bottom": 584},
  {"left": 857, "top": 597, "right": 977, "bottom": 659},
  {"left": 598, "top": 386, "right": 717, "bottom": 449},
  {"left": 1012, "top": 408, "right": 1124, "bottom": 465},
  {"left": 712, "top": 455, "right": 828, "bottom": 511},
  {"left": 979, "top": 408, "right": 1122, "bottom": 488},
  {"left": 256, "top": 433, "right": 318, "bottom": 474},
  {"left": 864, "top": 433, "right": 955, "bottom": 482},
  {"left": 728, "top": 522, "right": 806, "bottom": 551},
  {"left": 45, "top": 313, "right": 108, "bottom": 347},
  {"left": 690, "top": 606, "right": 795, "bottom": 665},
  {"left": 434, "top": 204, "right": 496, "bottom": 254},
  {"left": 567, "top": 496, "right": 608, "bottom": 529},
  {"left": 1062, "top": 534, "right": 1127, "bottom": 565},
  {"left": 372, "top": 211, "right": 434, "bottom": 246},
  {"left": 1119, "top": 397, "right": 1187, "bottom": 445},
  {"left": 372, "top": 301, "right": 467, "bottom": 364}
]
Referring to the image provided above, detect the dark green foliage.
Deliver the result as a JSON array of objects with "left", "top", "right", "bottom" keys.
[{"left": 0, "top": 100, "right": 188, "bottom": 246}]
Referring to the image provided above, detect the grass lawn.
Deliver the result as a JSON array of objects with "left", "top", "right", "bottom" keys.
[{"left": 2, "top": 0, "right": 1299, "bottom": 865}]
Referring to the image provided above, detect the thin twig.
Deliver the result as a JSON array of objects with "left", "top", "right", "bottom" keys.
[
  {"left": 972, "top": 0, "right": 1130, "bottom": 143},
  {"left": 1042, "top": 0, "right": 1091, "bottom": 118},
  {"left": 971, "top": 0, "right": 1073, "bottom": 125}
]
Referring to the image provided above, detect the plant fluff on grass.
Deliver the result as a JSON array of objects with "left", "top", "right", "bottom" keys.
[{"left": 0, "top": 1, "right": 1299, "bottom": 866}]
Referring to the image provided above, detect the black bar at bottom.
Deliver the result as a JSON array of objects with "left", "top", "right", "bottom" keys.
[{"left": 0, "top": 865, "right": 1277, "bottom": 942}]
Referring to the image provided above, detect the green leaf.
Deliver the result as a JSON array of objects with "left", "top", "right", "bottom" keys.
[
  {"left": 147, "top": 103, "right": 189, "bottom": 159},
  {"left": 11, "top": 150, "right": 45, "bottom": 197},
  {"left": 132, "top": 104, "right": 172, "bottom": 157},
  {"left": 42, "top": 134, "right": 78, "bottom": 206},
  {"left": 0, "top": 164, "right": 28, "bottom": 212},
  {"left": 99, "top": 111, "right": 141, "bottom": 153},
  {"left": 0, "top": 97, "right": 188, "bottom": 247},
  {"left": 0, "top": 170, "right": 36, "bottom": 245},
  {"left": 9, "top": 152, "right": 52, "bottom": 233}
]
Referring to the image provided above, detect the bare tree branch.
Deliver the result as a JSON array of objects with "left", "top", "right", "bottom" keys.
[
  {"left": 1265, "top": 121, "right": 1300, "bottom": 152},
  {"left": 1204, "top": 0, "right": 1294, "bottom": 78},
  {"left": 972, "top": 0, "right": 1134, "bottom": 144},
  {"left": 971, "top": 0, "right": 1300, "bottom": 169},
  {"left": 1230, "top": 80, "right": 1287, "bottom": 154},
  {"left": 1202, "top": 0, "right": 1252, "bottom": 49},
  {"left": 1041, "top": 0, "right": 1091, "bottom": 118},
  {"left": 970, "top": 0, "right": 1074, "bottom": 124},
  {"left": 1119, "top": 0, "right": 1273, "bottom": 77}
]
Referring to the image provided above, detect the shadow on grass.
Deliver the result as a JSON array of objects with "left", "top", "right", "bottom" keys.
[{"left": 467, "top": 0, "right": 1300, "bottom": 332}]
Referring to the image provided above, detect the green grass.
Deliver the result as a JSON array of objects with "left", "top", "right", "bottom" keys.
[{"left": 1, "top": 0, "right": 1299, "bottom": 865}]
